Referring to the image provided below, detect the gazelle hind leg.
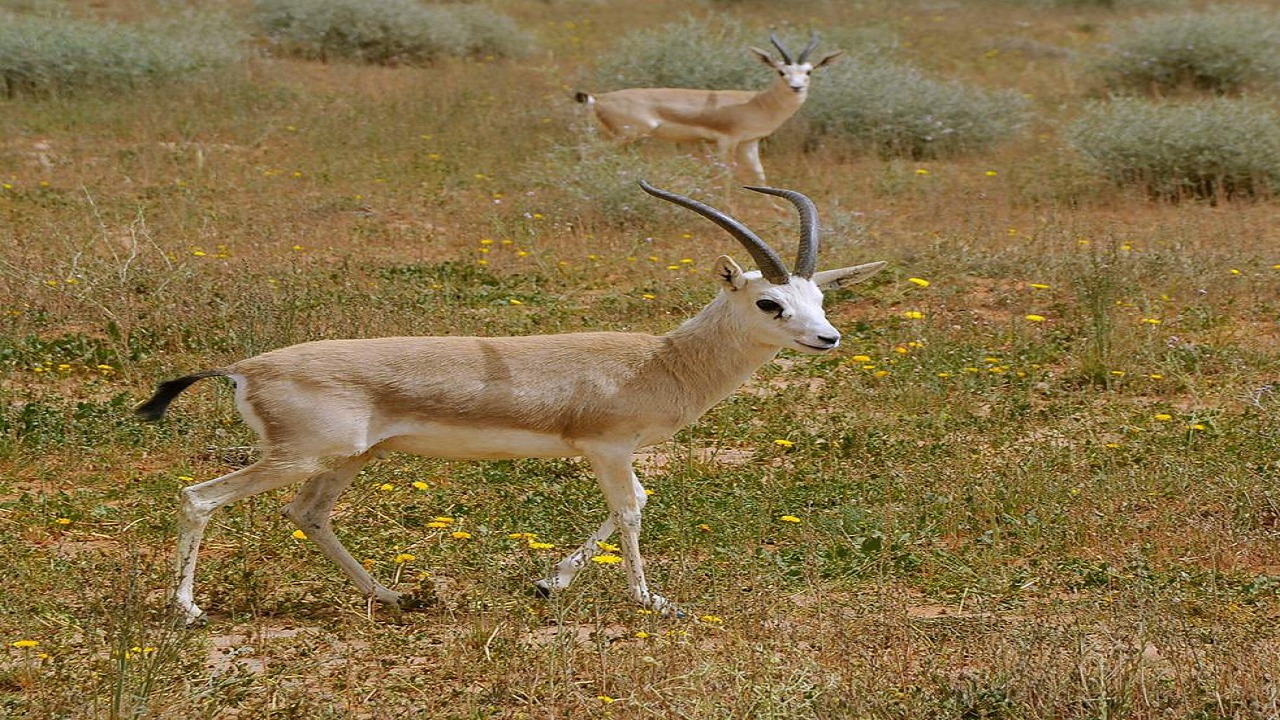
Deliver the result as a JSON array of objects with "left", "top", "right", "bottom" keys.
[
  {"left": 281, "top": 453, "right": 422, "bottom": 609},
  {"left": 174, "top": 458, "right": 310, "bottom": 625}
]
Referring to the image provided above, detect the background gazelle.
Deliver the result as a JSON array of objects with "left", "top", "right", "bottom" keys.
[
  {"left": 137, "top": 181, "right": 884, "bottom": 624},
  {"left": 576, "top": 32, "right": 842, "bottom": 185}
]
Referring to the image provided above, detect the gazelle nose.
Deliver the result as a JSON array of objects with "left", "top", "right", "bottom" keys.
[{"left": 818, "top": 334, "right": 840, "bottom": 346}]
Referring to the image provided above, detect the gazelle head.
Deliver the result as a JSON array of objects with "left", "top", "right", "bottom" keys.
[
  {"left": 750, "top": 31, "right": 843, "bottom": 96},
  {"left": 639, "top": 181, "right": 885, "bottom": 355}
]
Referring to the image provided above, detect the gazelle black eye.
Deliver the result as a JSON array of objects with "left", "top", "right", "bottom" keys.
[{"left": 755, "top": 299, "right": 783, "bottom": 317}]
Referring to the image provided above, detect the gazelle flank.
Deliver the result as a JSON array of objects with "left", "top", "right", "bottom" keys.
[
  {"left": 137, "top": 181, "right": 885, "bottom": 625},
  {"left": 576, "top": 32, "right": 841, "bottom": 185}
]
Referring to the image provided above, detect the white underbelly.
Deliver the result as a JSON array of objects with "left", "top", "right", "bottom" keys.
[{"left": 375, "top": 422, "right": 580, "bottom": 460}]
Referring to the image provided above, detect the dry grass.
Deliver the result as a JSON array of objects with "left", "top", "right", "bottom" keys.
[{"left": 1, "top": 1, "right": 1278, "bottom": 718}]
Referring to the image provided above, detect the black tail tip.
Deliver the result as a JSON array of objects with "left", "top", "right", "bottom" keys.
[
  {"left": 133, "top": 372, "right": 221, "bottom": 422},
  {"left": 574, "top": 91, "right": 591, "bottom": 104},
  {"left": 134, "top": 398, "right": 169, "bottom": 422}
]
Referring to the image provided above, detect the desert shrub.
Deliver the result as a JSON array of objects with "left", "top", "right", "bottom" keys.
[
  {"left": 590, "top": 18, "right": 761, "bottom": 90},
  {"left": 1065, "top": 97, "right": 1280, "bottom": 200},
  {"left": 0, "top": 11, "right": 243, "bottom": 98},
  {"left": 1092, "top": 5, "right": 1280, "bottom": 95},
  {"left": 803, "top": 60, "right": 1031, "bottom": 159},
  {"left": 254, "top": 0, "right": 532, "bottom": 65}
]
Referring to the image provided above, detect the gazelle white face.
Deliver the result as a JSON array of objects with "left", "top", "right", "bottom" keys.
[
  {"left": 717, "top": 258, "right": 841, "bottom": 354},
  {"left": 777, "top": 61, "right": 818, "bottom": 94}
]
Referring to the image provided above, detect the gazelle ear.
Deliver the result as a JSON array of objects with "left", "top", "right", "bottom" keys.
[
  {"left": 713, "top": 255, "right": 749, "bottom": 291},
  {"left": 749, "top": 47, "right": 777, "bottom": 68},
  {"left": 812, "top": 261, "right": 886, "bottom": 289},
  {"left": 812, "top": 51, "right": 843, "bottom": 70}
]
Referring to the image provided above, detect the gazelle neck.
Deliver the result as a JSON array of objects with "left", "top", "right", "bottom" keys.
[{"left": 660, "top": 293, "right": 781, "bottom": 409}]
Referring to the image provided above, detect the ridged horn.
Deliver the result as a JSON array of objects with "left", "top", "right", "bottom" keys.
[
  {"left": 638, "top": 180, "right": 791, "bottom": 285},
  {"left": 797, "top": 32, "right": 821, "bottom": 63},
  {"left": 768, "top": 31, "right": 793, "bottom": 65},
  {"left": 744, "top": 186, "right": 819, "bottom": 278}
]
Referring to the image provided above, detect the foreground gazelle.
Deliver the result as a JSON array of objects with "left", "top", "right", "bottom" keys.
[
  {"left": 137, "top": 181, "right": 884, "bottom": 624},
  {"left": 576, "top": 33, "right": 842, "bottom": 185}
]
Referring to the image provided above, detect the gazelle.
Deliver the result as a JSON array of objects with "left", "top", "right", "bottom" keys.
[
  {"left": 576, "top": 32, "right": 842, "bottom": 185},
  {"left": 137, "top": 181, "right": 885, "bottom": 625}
]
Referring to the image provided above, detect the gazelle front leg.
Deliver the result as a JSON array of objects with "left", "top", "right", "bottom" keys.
[
  {"left": 534, "top": 468, "right": 647, "bottom": 595},
  {"left": 732, "top": 138, "right": 767, "bottom": 186},
  {"left": 584, "top": 446, "right": 680, "bottom": 615}
]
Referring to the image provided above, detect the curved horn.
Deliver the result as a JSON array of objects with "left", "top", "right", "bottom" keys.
[
  {"left": 796, "top": 32, "right": 821, "bottom": 63},
  {"left": 638, "top": 180, "right": 791, "bottom": 285},
  {"left": 768, "top": 31, "right": 793, "bottom": 65},
  {"left": 744, "top": 186, "right": 819, "bottom": 278}
]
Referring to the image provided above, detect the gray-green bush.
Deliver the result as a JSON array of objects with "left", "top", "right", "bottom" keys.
[
  {"left": 802, "top": 61, "right": 1031, "bottom": 159},
  {"left": 1066, "top": 97, "right": 1280, "bottom": 200},
  {"left": 589, "top": 18, "right": 760, "bottom": 90},
  {"left": 254, "top": 0, "right": 532, "bottom": 65},
  {"left": 0, "top": 11, "right": 243, "bottom": 98},
  {"left": 1092, "top": 6, "right": 1280, "bottom": 95}
]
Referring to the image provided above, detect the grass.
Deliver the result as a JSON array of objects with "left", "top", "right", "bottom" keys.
[{"left": 2, "top": 0, "right": 1279, "bottom": 718}]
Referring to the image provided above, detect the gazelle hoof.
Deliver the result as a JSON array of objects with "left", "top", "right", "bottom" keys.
[
  {"left": 395, "top": 591, "right": 435, "bottom": 611},
  {"left": 174, "top": 608, "right": 208, "bottom": 629}
]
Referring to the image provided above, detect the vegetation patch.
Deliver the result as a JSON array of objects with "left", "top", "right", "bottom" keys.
[
  {"left": 803, "top": 60, "right": 1031, "bottom": 159},
  {"left": 589, "top": 18, "right": 761, "bottom": 91},
  {"left": 1091, "top": 5, "right": 1280, "bottom": 95},
  {"left": 254, "top": 0, "right": 533, "bottom": 65},
  {"left": 0, "top": 10, "right": 243, "bottom": 98},
  {"left": 1066, "top": 97, "right": 1280, "bottom": 200}
]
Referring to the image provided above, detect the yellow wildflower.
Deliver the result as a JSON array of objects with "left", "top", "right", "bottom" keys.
[
  {"left": 592, "top": 554, "right": 623, "bottom": 564},
  {"left": 773, "top": 439, "right": 795, "bottom": 448},
  {"left": 1024, "top": 314, "right": 1046, "bottom": 322},
  {"left": 292, "top": 530, "right": 307, "bottom": 540},
  {"left": 450, "top": 531, "right": 472, "bottom": 540},
  {"left": 779, "top": 515, "right": 801, "bottom": 524},
  {"left": 394, "top": 553, "right": 415, "bottom": 564},
  {"left": 12, "top": 640, "right": 39, "bottom": 649},
  {"left": 907, "top": 277, "right": 930, "bottom": 287}
]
